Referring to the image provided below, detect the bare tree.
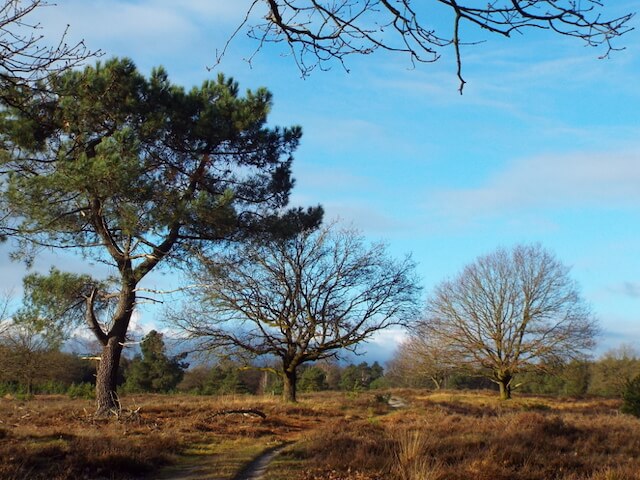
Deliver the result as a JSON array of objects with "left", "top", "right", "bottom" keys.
[
  {"left": 589, "top": 344, "right": 640, "bottom": 397},
  {"left": 0, "top": 290, "right": 71, "bottom": 394},
  {"left": 0, "top": 318, "right": 56, "bottom": 393},
  {"left": 223, "top": 1, "right": 634, "bottom": 92},
  {"left": 388, "top": 334, "right": 458, "bottom": 389},
  {"left": 421, "top": 244, "right": 598, "bottom": 399},
  {"left": 175, "top": 223, "right": 421, "bottom": 402},
  {"left": 0, "top": 290, "right": 12, "bottom": 338}
]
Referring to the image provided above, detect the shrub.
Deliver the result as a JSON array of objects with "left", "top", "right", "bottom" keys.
[
  {"left": 299, "top": 366, "right": 328, "bottom": 392},
  {"left": 620, "top": 375, "right": 640, "bottom": 417},
  {"left": 67, "top": 382, "right": 95, "bottom": 400}
]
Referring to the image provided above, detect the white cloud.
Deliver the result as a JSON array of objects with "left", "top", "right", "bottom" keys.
[
  {"left": 427, "top": 149, "right": 640, "bottom": 220},
  {"left": 31, "top": 0, "right": 257, "bottom": 58},
  {"left": 368, "top": 327, "right": 409, "bottom": 346},
  {"left": 322, "top": 203, "right": 409, "bottom": 235}
]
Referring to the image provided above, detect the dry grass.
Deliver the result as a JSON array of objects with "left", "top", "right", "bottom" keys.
[{"left": 1, "top": 390, "right": 640, "bottom": 479}]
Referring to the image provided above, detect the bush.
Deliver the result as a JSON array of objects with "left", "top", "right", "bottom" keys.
[
  {"left": 299, "top": 366, "right": 328, "bottom": 392},
  {"left": 369, "top": 377, "right": 389, "bottom": 390},
  {"left": 34, "top": 380, "right": 68, "bottom": 395},
  {"left": 621, "top": 375, "right": 640, "bottom": 417},
  {"left": 67, "top": 382, "right": 95, "bottom": 400}
]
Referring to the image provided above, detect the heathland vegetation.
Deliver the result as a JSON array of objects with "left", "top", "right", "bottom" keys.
[
  {"left": 2, "top": 390, "right": 640, "bottom": 479},
  {"left": 1, "top": 2, "right": 639, "bottom": 479}
]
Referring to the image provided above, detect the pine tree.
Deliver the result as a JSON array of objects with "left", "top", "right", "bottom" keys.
[
  {"left": 0, "top": 58, "right": 322, "bottom": 414},
  {"left": 124, "top": 331, "right": 187, "bottom": 393},
  {"left": 299, "top": 366, "right": 328, "bottom": 392}
]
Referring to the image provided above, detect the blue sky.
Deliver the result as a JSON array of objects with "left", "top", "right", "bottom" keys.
[{"left": 3, "top": 1, "right": 640, "bottom": 362}]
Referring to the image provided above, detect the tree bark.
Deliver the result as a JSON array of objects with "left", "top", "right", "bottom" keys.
[
  {"left": 95, "top": 335, "right": 125, "bottom": 415},
  {"left": 498, "top": 374, "right": 512, "bottom": 400},
  {"left": 94, "top": 282, "right": 135, "bottom": 416},
  {"left": 282, "top": 368, "right": 298, "bottom": 403}
]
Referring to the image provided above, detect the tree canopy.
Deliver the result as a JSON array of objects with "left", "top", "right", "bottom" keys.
[
  {"left": 0, "top": 57, "right": 321, "bottom": 413},
  {"left": 176, "top": 223, "right": 420, "bottom": 402},
  {"left": 419, "top": 244, "right": 598, "bottom": 399},
  {"left": 225, "top": 1, "right": 634, "bottom": 91}
]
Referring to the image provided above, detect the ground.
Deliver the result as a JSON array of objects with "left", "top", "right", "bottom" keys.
[{"left": 1, "top": 390, "right": 640, "bottom": 479}]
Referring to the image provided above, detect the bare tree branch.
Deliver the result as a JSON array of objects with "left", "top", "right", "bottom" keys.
[
  {"left": 174, "top": 221, "right": 421, "bottom": 402},
  {"left": 0, "top": 0, "right": 98, "bottom": 90},
  {"left": 220, "top": 1, "right": 634, "bottom": 92}
]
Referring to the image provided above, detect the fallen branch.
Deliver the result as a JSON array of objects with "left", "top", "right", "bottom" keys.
[{"left": 209, "top": 409, "right": 267, "bottom": 419}]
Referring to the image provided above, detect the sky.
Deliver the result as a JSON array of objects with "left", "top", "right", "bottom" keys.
[{"left": 2, "top": 0, "right": 640, "bottom": 363}]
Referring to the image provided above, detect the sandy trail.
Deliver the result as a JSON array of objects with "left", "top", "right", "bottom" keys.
[
  {"left": 232, "top": 444, "right": 288, "bottom": 480},
  {"left": 156, "top": 443, "right": 289, "bottom": 480}
]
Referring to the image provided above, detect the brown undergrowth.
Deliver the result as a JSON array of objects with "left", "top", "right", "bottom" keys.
[
  {"left": 0, "top": 394, "right": 331, "bottom": 479},
  {"left": 274, "top": 391, "right": 640, "bottom": 480},
  {"left": 1, "top": 391, "right": 640, "bottom": 479}
]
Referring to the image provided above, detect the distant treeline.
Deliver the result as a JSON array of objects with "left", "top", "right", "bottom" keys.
[
  {"left": 385, "top": 345, "right": 640, "bottom": 398},
  {"left": 2, "top": 329, "right": 639, "bottom": 399},
  {"left": 0, "top": 330, "right": 387, "bottom": 397}
]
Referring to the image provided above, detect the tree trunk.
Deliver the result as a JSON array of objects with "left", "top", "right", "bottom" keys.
[
  {"left": 431, "top": 376, "right": 442, "bottom": 390},
  {"left": 95, "top": 335, "right": 125, "bottom": 415},
  {"left": 258, "top": 370, "right": 269, "bottom": 396},
  {"left": 92, "top": 275, "right": 137, "bottom": 416},
  {"left": 282, "top": 368, "right": 298, "bottom": 403},
  {"left": 498, "top": 375, "right": 512, "bottom": 400}
]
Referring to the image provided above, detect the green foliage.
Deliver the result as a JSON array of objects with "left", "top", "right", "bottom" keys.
[
  {"left": 266, "top": 373, "right": 284, "bottom": 395},
  {"left": 123, "top": 331, "right": 187, "bottom": 393},
  {"left": 178, "top": 364, "right": 255, "bottom": 395},
  {"left": 561, "top": 361, "right": 591, "bottom": 396},
  {"left": 299, "top": 366, "right": 328, "bottom": 392},
  {"left": 339, "top": 362, "right": 384, "bottom": 391},
  {"left": 517, "top": 370, "right": 566, "bottom": 395},
  {"left": 448, "top": 372, "right": 495, "bottom": 390},
  {"left": 15, "top": 268, "right": 108, "bottom": 344},
  {"left": 1, "top": 57, "right": 321, "bottom": 265},
  {"left": 0, "top": 325, "right": 95, "bottom": 394},
  {"left": 1, "top": 57, "right": 322, "bottom": 409},
  {"left": 369, "top": 377, "right": 389, "bottom": 390},
  {"left": 218, "top": 369, "right": 250, "bottom": 395},
  {"left": 67, "top": 382, "right": 96, "bottom": 400},
  {"left": 621, "top": 375, "right": 640, "bottom": 417}
]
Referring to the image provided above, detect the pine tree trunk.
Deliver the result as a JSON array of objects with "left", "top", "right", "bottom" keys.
[
  {"left": 94, "top": 283, "right": 135, "bottom": 416},
  {"left": 95, "top": 335, "right": 125, "bottom": 415},
  {"left": 282, "top": 369, "right": 298, "bottom": 403}
]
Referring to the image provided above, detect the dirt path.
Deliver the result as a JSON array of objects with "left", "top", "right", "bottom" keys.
[
  {"left": 232, "top": 444, "right": 289, "bottom": 480},
  {"left": 156, "top": 443, "right": 289, "bottom": 480}
]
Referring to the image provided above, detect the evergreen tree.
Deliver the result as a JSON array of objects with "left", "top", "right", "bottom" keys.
[
  {"left": 218, "top": 369, "right": 250, "bottom": 395},
  {"left": 340, "top": 362, "right": 381, "bottom": 391},
  {"left": 124, "top": 330, "right": 187, "bottom": 393},
  {"left": 621, "top": 375, "right": 640, "bottom": 418},
  {"left": 299, "top": 366, "right": 328, "bottom": 392},
  {"left": 0, "top": 58, "right": 322, "bottom": 414}
]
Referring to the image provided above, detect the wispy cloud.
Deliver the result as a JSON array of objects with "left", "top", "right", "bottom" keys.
[
  {"left": 301, "top": 117, "right": 393, "bottom": 154},
  {"left": 609, "top": 282, "right": 640, "bottom": 299},
  {"left": 33, "top": 1, "right": 255, "bottom": 56},
  {"left": 426, "top": 148, "right": 640, "bottom": 221},
  {"left": 322, "top": 203, "right": 409, "bottom": 236}
]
